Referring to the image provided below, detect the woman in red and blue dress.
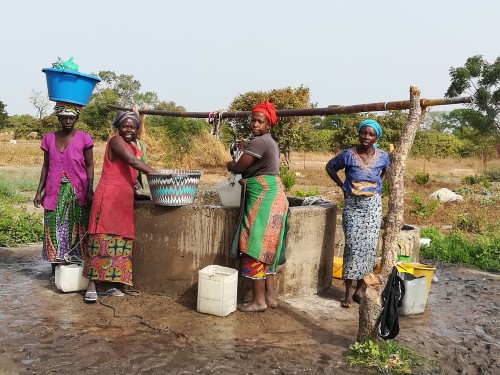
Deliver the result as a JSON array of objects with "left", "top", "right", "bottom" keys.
[{"left": 83, "top": 111, "right": 156, "bottom": 302}]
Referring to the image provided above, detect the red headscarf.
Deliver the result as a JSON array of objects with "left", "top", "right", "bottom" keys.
[{"left": 252, "top": 100, "right": 277, "bottom": 126}]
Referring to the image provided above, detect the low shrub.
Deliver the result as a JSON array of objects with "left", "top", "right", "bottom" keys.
[
  {"left": 0, "top": 176, "right": 43, "bottom": 247},
  {"left": 483, "top": 167, "right": 500, "bottom": 182},
  {"left": 455, "top": 212, "right": 485, "bottom": 234},
  {"left": 420, "top": 227, "right": 500, "bottom": 273},
  {"left": 409, "top": 194, "right": 440, "bottom": 219},
  {"left": 279, "top": 164, "right": 296, "bottom": 191},
  {"left": 462, "top": 174, "right": 490, "bottom": 188},
  {"left": 0, "top": 202, "right": 43, "bottom": 247},
  {"left": 413, "top": 172, "right": 430, "bottom": 185},
  {"left": 294, "top": 186, "right": 320, "bottom": 197},
  {"left": 347, "top": 340, "right": 428, "bottom": 374}
]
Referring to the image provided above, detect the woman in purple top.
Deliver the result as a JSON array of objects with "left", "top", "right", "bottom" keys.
[
  {"left": 326, "top": 119, "right": 390, "bottom": 308},
  {"left": 34, "top": 103, "right": 94, "bottom": 279}
]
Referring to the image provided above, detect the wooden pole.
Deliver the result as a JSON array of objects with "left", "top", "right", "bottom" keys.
[{"left": 108, "top": 96, "right": 472, "bottom": 118}]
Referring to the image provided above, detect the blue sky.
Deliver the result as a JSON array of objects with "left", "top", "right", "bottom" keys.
[{"left": 1, "top": 0, "right": 498, "bottom": 116}]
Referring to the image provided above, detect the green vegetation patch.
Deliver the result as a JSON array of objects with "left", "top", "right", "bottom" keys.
[
  {"left": 346, "top": 340, "right": 429, "bottom": 374},
  {"left": 420, "top": 227, "right": 500, "bottom": 273},
  {"left": 0, "top": 177, "right": 43, "bottom": 247}
]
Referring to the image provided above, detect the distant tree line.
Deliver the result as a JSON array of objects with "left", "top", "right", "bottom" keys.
[{"left": 0, "top": 54, "right": 498, "bottom": 163}]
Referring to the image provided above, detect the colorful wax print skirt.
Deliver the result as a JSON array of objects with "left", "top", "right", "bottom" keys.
[
  {"left": 42, "top": 177, "right": 89, "bottom": 263},
  {"left": 231, "top": 175, "right": 288, "bottom": 275},
  {"left": 241, "top": 253, "right": 275, "bottom": 279},
  {"left": 342, "top": 194, "right": 382, "bottom": 280},
  {"left": 83, "top": 233, "right": 133, "bottom": 286}
]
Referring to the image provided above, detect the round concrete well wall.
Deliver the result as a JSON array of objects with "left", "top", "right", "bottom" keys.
[{"left": 132, "top": 197, "right": 337, "bottom": 297}]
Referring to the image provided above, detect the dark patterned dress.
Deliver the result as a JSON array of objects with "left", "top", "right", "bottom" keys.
[{"left": 327, "top": 147, "right": 390, "bottom": 280}]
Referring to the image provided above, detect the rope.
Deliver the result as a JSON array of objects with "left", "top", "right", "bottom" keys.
[
  {"left": 208, "top": 109, "right": 225, "bottom": 140},
  {"left": 97, "top": 293, "right": 188, "bottom": 339},
  {"left": 63, "top": 229, "right": 88, "bottom": 265}
]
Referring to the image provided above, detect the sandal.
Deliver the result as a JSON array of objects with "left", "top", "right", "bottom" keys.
[
  {"left": 84, "top": 290, "right": 98, "bottom": 303},
  {"left": 105, "top": 288, "right": 124, "bottom": 297}
]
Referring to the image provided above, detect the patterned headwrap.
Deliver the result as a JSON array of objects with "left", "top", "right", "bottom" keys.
[
  {"left": 112, "top": 111, "right": 140, "bottom": 129},
  {"left": 358, "top": 119, "right": 382, "bottom": 140},
  {"left": 53, "top": 102, "right": 81, "bottom": 117},
  {"left": 252, "top": 100, "right": 277, "bottom": 126}
]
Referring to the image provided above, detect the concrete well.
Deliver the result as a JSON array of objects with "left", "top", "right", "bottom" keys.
[
  {"left": 132, "top": 197, "right": 336, "bottom": 297},
  {"left": 334, "top": 217, "right": 421, "bottom": 262}
]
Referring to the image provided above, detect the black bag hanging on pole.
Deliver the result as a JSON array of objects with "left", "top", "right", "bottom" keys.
[{"left": 379, "top": 266, "right": 405, "bottom": 339}]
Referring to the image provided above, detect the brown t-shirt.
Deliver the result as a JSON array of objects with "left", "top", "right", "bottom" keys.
[{"left": 242, "top": 132, "right": 280, "bottom": 179}]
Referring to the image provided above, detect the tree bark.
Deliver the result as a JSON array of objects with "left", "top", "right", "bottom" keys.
[{"left": 357, "top": 86, "right": 428, "bottom": 343}]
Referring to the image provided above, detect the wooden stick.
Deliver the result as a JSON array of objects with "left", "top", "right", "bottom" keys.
[{"left": 108, "top": 96, "right": 472, "bottom": 118}]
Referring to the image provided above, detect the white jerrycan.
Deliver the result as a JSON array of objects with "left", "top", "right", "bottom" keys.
[{"left": 216, "top": 173, "right": 242, "bottom": 207}]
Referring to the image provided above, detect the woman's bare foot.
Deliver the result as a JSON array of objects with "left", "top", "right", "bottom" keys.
[
  {"left": 265, "top": 293, "right": 278, "bottom": 309},
  {"left": 341, "top": 298, "right": 352, "bottom": 308},
  {"left": 353, "top": 292, "right": 363, "bottom": 304},
  {"left": 237, "top": 302, "right": 267, "bottom": 312}
]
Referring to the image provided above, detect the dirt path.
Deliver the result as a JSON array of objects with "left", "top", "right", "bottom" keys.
[{"left": 0, "top": 246, "right": 498, "bottom": 375}]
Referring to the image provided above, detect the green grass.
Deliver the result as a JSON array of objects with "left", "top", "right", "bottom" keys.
[
  {"left": 420, "top": 227, "right": 500, "bottom": 273},
  {"left": 346, "top": 340, "right": 429, "bottom": 374},
  {"left": 0, "top": 176, "right": 43, "bottom": 247}
]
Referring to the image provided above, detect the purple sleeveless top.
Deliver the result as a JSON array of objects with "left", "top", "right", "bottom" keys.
[{"left": 40, "top": 130, "right": 94, "bottom": 210}]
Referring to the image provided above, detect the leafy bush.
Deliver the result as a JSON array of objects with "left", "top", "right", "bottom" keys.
[
  {"left": 0, "top": 176, "right": 43, "bottom": 246},
  {"left": 294, "top": 186, "right": 319, "bottom": 197},
  {"left": 483, "top": 167, "right": 500, "bottom": 182},
  {"left": 462, "top": 175, "right": 489, "bottom": 187},
  {"left": 279, "top": 164, "right": 296, "bottom": 191},
  {"left": 347, "top": 340, "right": 428, "bottom": 374},
  {"left": 409, "top": 194, "right": 440, "bottom": 218},
  {"left": 420, "top": 227, "right": 500, "bottom": 272},
  {"left": 411, "top": 131, "right": 464, "bottom": 157},
  {"left": 413, "top": 172, "right": 430, "bottom": 185},
  {"left": 0, "top": 203, "right": 43, "bottom": 247},
  {"left": 455, "top": 212, "right": 485, "bottom": 234}
]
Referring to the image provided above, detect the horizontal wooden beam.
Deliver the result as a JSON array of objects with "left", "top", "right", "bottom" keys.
[{"left": 108, "top": 96, "right": 472, "bottom": 119}]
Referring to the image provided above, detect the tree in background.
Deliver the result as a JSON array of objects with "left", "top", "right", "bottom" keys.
[
  {"left": 96, "top": 71, "right": 159, "bottom": 108},
  {"left": 5, "top": 115, "right": 40, "bottom": 139},
  {"left": 422, "top": 111, "right": 449, "bottom": 133},
  {"left": 228, "top": 86, "right": 312, "bottom": 165},
  {"left": 80, "top": 71, "right": 160, "bottom": 140},
  {"left": 445, "top": 55, "right": 499, "bottom": 162},
  {"left": 443, "top": 108, "right": 496, "bottom": 163},
  {"left": 0, "top": 101, "right": 8, "bottom": 128},
  {"left": 29, "top": 90, "right": 50, "bottom": 119}
]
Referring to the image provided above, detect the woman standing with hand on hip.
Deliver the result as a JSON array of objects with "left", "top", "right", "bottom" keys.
[
  {"left": 227, "top": 100, "right": 288, "bottom": 313},
  {"left": 326, "top": 119, "right": 390, "bottom": 308},
  {"left": 83, "top": 111, "right": 157, "bottom": 303}
]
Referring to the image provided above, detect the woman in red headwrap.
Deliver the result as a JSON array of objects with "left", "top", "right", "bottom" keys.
[{"left": 227, "top": 100, "right": 289, "bottom": 312}]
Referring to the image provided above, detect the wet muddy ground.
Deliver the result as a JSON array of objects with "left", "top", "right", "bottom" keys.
[{"left": 0, "top": 245, "right": 498, "bottom": 375}]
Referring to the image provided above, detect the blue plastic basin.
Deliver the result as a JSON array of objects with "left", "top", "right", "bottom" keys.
[{"left": 42, "top": 67, "right": 101, "bottom": 106}]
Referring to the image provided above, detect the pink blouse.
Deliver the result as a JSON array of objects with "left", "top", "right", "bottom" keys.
[{"left": 40, "top": 130, "right": 94, "bottom": 210}]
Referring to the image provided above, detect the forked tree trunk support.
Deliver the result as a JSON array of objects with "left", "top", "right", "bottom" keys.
[{"left": 357, "top": 86, "right": 427, "bottom": 343}]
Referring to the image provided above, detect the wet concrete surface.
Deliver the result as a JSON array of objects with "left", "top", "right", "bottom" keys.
[{"left": 0, "top": 245, "right": 498, "bottom": 375}]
